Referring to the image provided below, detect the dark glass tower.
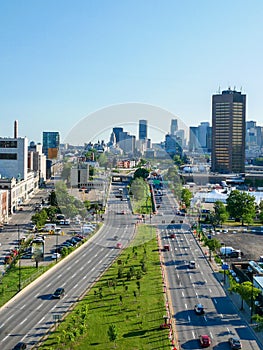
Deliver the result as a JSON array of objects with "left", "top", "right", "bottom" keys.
[{"left": 139, "top": 120, "right": 147, "bottom": 140}]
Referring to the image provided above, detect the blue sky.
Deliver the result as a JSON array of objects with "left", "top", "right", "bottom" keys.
[{"left": 0, "top": 0, "right": 262, "bottom": 144}]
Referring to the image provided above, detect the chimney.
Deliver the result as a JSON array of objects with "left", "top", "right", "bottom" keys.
[{"left": 14, "top": 120, "right": 18, "bottom": 138}]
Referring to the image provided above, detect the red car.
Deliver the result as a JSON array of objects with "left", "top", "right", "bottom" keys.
[{"left": 199, "top": 334, "right": 211, "bottom": 347}]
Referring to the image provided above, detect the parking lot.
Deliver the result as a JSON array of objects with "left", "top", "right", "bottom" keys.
[{"left": 216, "top": 228, "right": 263, "bottom": 262}]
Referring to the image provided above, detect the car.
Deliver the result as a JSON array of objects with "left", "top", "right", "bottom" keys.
[
  {"left": 199, "top": 334, "right": 211, "bottom": 347},
  {"left": 52, "top": 287, "right": 65, "bottom": 299},
  {"left": 228, "top": 337, "right": 242, "bottom": 349},
  {"left": 188, "top": 260, "right": 196, "bottom": 269},
  {"left": 194, "top": 303, "right": 205, "bottom": 315},
  {"left": 51, "top": 252, "right": 61, "bottom": 260},
  {"left": 12, "top": 342, "right": 27, "bottom": 349}
]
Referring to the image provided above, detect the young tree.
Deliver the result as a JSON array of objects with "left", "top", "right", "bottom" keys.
[
  {"left": 230, "top": 281, "right": 260, "bottom": 310},
  {"left": 204, "top": 238, "right": 221, "bottom": 261},
  {"left": 107, "top": 324, "right": 118, "bottom": 347},
  {"left": 181, "top": 188, "right": 192, "bottom": 208}
]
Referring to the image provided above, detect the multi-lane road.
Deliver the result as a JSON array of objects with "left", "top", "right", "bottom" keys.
[
  {"left": 0, "top": 182, "right": 135, "bottom": 349},
  {"left": 154, "top": 187, "right": 262, "bottom": 349}
]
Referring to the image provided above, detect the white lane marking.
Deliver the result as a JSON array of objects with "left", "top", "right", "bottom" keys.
[
  {"left": 20, "top": 317, "right": 28, "bottom": 325},
  {"left": 192, "top": 330, "right": 195, "bottom": 338},
  {"left": 57, "top": 274, "right": 62, "bottom": 279},
  {"left": 195, "top": 291, "right": 198, "bottom": 297},
  {"left": 182, "top": 291, "right": 184, "bottom": 297},
  {"left": 189, "top": 275, "right": 192, "bottom": 280},
  {"left": 2, "top": 335, "right": 9, "bottom": 341},
  {"left": 66, "top": 266, "right": 71, "bottom": 271},
  {"left": 71, "top": 273, "right": 76, "bottom": 279},
  {"left": 200, "top": 271, "right": 203, "bottom": 275},
  {"left": 46, "top": 282, "right": 52, "bottom": 288},
  {"left": 6, "top": 315, "right": 14, "bottom": 322},
  {"left": 75, "top": 259, "right": 79, "bottom": 263},
  {"left": 209, "top": 288, "right": 212, "bottom": 293},
  {"left": 185, "top": 303, "right": 187, "bottom": 309},
  {"left": 51, "top": 305, "right": 57, "bottom": 310},
  {"left": 80, "top": 266, "right": 84, "bottom": 271},
  {"left": 73, "top": 283, "right": 78, "bottom": 289},
  {"left": 91, "top": 267, "right": 95, "bottom": 272},
  {"left": 210, "top": 331, "right": 213, "bottom": 339},
  {"left": 0, "top": 323, "right": 5, "bottom": 329},
  {"left": 38, "top": 316, "right": 45, "bottom": 324},
  {"left": 82, "top": 275, "right": 87, "bottom": 280},
  {"left": 21, "top": 304, "right": 26, "bottom": 310},
  {"left": 36, "top": 303, "right": 43, "bottom": 310},
  {"left": 87, "top": 259, "right": 91, "bottom": 264}
]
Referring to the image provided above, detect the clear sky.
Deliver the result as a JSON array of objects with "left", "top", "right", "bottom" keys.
[{"left": 0, "top": 0, "right": 262, "bottom": 144}]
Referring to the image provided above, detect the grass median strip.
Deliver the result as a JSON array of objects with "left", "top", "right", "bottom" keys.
[{"left": 38, "top": 225, "right": 170, "bottom": 349}]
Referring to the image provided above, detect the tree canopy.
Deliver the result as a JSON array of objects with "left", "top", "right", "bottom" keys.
[
  {"left": 133, "top": 167, "right": 149, "bottom": 180},
  {"left": 226, "top": 190, "right": 256, "bottom": 225}
]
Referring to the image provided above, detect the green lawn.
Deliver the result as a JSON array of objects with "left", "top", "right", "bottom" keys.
[
  {"left": 0, "top": 265, "right": 50, "bottom": 307},
  {"left": 38, "top": 225, "right": 170, "bottom": 349}
]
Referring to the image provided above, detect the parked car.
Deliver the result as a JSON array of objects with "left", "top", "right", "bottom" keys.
[
  {"left": 199, "top": 334, "right": 211, "bottom": 347},
  {"left": 52, "top": 287, "right": 65, "bottom": 299},
  {"left": 228, "top": 337, "right": 242, "bottom": 349},
  {"left": 51, "top": 252, "right": 61, "bottom": 260}
]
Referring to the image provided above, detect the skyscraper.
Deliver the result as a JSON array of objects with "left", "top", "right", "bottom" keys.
[
  {"left": 139, "top": 120, "right": 147, "bottom": 140},
  {"left": 170, "top": 119, "right": 178, "bottom": 135},
  {"left": 211, "top": 88, "right": 246, "bottom": 173},
  {"left": 42, "top": 131, "right": 60, "bottom": 159}
]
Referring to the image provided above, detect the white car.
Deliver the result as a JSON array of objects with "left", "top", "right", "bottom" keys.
[{"left": 52, "top": 252, "right": 61, "bottom": 260}]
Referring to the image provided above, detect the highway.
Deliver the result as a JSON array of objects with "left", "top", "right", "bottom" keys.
[
  {"left": 0, "top": 182, "right": 136, "bottom": 350},
  {"left": 155, "top": 187, "right": 261, "bottom": 349}
]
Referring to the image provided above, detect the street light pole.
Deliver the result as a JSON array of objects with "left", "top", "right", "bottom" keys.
[
  {"left": 17, "top": 224, "right": 21, "bottom": 291},
  {"left": 251, "top": 270, "right": 254, "bottom": 323}
]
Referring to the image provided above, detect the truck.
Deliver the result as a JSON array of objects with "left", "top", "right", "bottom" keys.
[{"left": 220, "top": 246, "right": 241, "bottom": 257}]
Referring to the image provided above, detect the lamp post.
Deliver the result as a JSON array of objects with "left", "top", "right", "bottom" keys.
[
  {"left": 251, "top": 270, "right": 254, "bottom": 323},
  {"left": 17, "top": 224, "right": 21, "bottom": 291}
]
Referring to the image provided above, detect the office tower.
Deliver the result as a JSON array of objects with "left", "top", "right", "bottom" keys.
[
  {"left": 198, "top": 122, "right": 210, "bottom": 148},
  {"left": 211, "top": 88, "right": 246, "bottom": 173},
  {"left": 189, "top": 127, "right": 199, "bottom": 151},
  {"left": 170, "top": 119, "right": 178, "bottom": 135},
  {"left": 112, "top": 127, "right": 123, "bottom": 144},
  {"left": 139, "top": 119, "right": 147, "bottom": 140},
  {"left": 165, "top": 134, "right": 182, "bottom": 158},
  {"left": 42, "top": 131, "right": 60, "bottom": 159}
]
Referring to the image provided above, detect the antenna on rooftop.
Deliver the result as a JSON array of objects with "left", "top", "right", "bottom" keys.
[{"left": 217, "top": 86, "right": 221, "bottom": 94}]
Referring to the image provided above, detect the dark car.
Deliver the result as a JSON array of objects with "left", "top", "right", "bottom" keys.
[
  {"left": 12, "top": 342, "right": 27, "bottom": 349},
  {"left": 228, "top": 337, "right": 242, "bottom": 349},
  {"left": 199, "top": 334, "right": 211, "bottom": 348},
  {"left": 194, "top": 303, "right": 205, "bottom": 315},
  {"left": 52, "top": 287, "right": 65, "bottom": 299}
]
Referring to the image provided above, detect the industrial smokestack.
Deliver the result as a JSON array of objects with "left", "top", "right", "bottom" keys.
[{"left": 14, "top": 120, "right": 18, "bottom": 138}]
